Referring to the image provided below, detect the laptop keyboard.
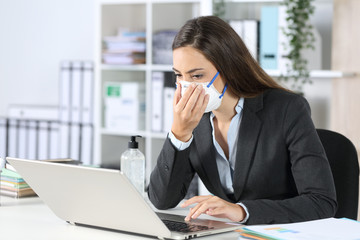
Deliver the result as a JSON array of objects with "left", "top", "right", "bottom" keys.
[{"left": 162, "top": 219, "right": 214, "bottom": 233}]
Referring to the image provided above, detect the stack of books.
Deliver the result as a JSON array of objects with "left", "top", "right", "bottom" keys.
[
  {"left": 152, "top": 30, "right": 178, "bottom": 65},
  {"left": 0, "top": 167, "right": 36, "bottom": 198},
  {"left": 102, "top": 29, "right": 146, "bottom": 65}
]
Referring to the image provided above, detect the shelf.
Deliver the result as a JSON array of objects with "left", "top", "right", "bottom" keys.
[
  {"left": 101, "top": 128, "right": 148, "bottom": 137},
  {"left": 101, "top": 64, "right": 147, "bottom": 71},
  {"left": 101, "top": 65, "right": 355, "bottom": 79},
  {"left": 100, "top": 0, "right": 147, "bottom": 4},
  {"left": 150, "top": 132, "right": 168, "bottom": 139},
  {"left": 152, "top": 0, "right": 202, "bottom": 3},
  {"left": 266, "top": 70, "right": 356, "bottom": 79},
  {"left": 150, "top": 64, "right": 173, "bottom": 71},
  {"left": 225, "top": 0, "right": 283, "bottom": 3},
  {"left": 101, "top": 64, "right": 173, "bottom": 72},
  {"left": 101, "top": 128, "right": 168, "bottom": 139}
]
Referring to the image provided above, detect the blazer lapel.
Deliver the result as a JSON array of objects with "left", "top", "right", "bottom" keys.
[
  {"left": 193, "top": 114, "right": 229, "bottom": 200},
  {"left": 233, "top": 93, "right": 264, "bottom": 200}
]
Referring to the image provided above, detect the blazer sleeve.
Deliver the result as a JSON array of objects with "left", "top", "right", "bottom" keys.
[
  {"left": 148, "top": 137, "right": 195, "bottom": 210},
  {"left": 241, "top": 95, "right": 337, "bottom": 224}
]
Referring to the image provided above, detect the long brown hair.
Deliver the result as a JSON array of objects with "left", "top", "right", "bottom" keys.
[{"left": 172, "top": 16, "right": 286, "bottom": 98}]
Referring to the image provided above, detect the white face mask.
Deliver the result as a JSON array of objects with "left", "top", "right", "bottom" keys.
[{"left": 180, "top": 71, "right": 228, "bottom": 113}]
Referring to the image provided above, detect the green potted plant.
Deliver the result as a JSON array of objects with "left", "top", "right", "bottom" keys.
[
  {"left": 279, "top": 0, "right": 316, "bottom": 93},
  {"left": 213, "top": 0, "right": 226, "bottom": 18}
]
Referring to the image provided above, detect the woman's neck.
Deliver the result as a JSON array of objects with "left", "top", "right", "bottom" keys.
[{"left": 212, "top": 92, "right": 240, "bottom": 123}]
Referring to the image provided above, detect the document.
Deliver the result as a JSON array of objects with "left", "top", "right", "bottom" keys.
[{"left": 242, "top": 218, "right": 360, "bottom": 240}]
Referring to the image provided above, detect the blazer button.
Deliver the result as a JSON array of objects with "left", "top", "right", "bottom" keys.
[{"left": 164, "top": 165, "right": 169, "bottom": 171}]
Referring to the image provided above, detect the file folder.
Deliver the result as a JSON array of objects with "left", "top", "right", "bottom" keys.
[
  {"left": 163, "top": 72, "right": 176, "bottom": 133},
  {"left": 80, "top": 124, "right": 93, "bottom": 165},
  {"left": 38, "top": 121, "right": 49, "bottom": 159},
  {"left": 70, "top": 124, "right": 81, "bottom": 161},
  {"left": 260, "top": 6, "right": 279, "bottom": 70},
  {"left": 49, "top": 121, "right": 60, "bottom": 159},
  {"left": 71, "top": 62, "right": 83, "bottom": 124},
  {"left": 18, "top": 120, "right": 28, "bottom": 159},
  {"left": 151, "top": 72, "right": 164, "bottom": 132},
  {"left": 8, "top": 119, "right": 18, "bottom": 158},
  {"left": 60, "top": 61, "right": 72, "bottom": 123},
  {"left": 27, "top": 121, "right": 38, "bottom": 159},
  {"left": 0, "top": 118, "right": 7, "bottom": 158},
  {"left": 59, "top": 123, "right": 70, "bottom": 158},
  {"left": 81, "top": 62, "right": 94, "bottom": 125}
]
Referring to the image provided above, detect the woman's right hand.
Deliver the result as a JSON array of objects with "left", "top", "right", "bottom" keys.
[{"left": 171, "top": 83, "right": 209, "bottom": 142}]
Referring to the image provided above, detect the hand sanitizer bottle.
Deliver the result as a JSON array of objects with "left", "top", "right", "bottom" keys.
[{"left": 120, "top": 135, "right": 145, "bottom": 197}]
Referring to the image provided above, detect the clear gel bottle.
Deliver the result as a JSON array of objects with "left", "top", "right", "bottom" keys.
[{"left": 120, "top": 135, "right": 145, "bottom": 197}]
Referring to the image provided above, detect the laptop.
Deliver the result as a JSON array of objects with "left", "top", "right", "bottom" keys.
[{"left": 6, "top": 157, "right": 242, "bottom": 239}]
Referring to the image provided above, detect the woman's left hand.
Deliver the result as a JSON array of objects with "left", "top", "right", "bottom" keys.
[{"left": 181, "top": 195, "right": 245, "bottom": 222}]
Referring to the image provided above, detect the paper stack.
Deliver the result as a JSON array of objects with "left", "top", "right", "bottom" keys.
[
  {"left": 103, "top": 29, "right": 146, "bottom": 65},
  {"left": 152, "top": 30, "right": 178, "bottom": 65},
  {"left": 240, "top": 217, "right": 360, "bottom": 240},
  {"left": 0, "top": 167, "right": 36, "bottom": 198}
]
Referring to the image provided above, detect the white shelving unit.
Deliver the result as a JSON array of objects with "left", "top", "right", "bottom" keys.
[
  {"left": 94, "top": 0, "right": 355, "bottom": 185},
  {"left": 94, "top": 0, "right": 212, "bottom": 184}
]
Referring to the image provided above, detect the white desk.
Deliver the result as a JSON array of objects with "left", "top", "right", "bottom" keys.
[{"left": 0, "top": 196, "right": 242, "bottom": 240}]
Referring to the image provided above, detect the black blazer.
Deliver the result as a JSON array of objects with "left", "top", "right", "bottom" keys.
[{"left": 148, "top": 89, "right": 337, "bottom": 225}]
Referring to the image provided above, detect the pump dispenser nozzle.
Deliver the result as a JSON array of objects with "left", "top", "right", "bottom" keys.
[{"left": 128, "top": 135, "right": 142, "bottom": 149}]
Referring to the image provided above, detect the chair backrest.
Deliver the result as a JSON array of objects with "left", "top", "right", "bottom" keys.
[{"left": 317, "top": 129, "right": 359, "bottom": 220}]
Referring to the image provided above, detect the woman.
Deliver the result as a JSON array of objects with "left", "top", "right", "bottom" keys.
[{"left": 148, "top": 16, "right": 336, "bottom": 225}]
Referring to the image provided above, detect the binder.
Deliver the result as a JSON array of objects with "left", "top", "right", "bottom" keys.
[
  {"left": 59, "top": 123, "right": 70, "bottom": 158},
  {"left": 8, "top": 119, "right": 18, "bottom": 157},
  {"left": 59, "top": 61, "right": 72, "bottom": 123},
  {"left": 277, "top": 6, "right": 291, "bottom": 74},
  {"left": 80, "top": 124, "right": 93, "bottom": 165},
  {"left": 0, "top": 118, "right": 7, "bottom": 158},
  {"left": 81, "top": 62, "right": 94, "bottom": 125},
  {"left": 229, "top": 20, "right": 259, "bottom": 61},
  {"left": 243, "top": 20, "right": 259, "bottom": 61},
  {"left": 70, "top": 124, "right": 81, "bottom": 161},
  {"left": 151, "top": 72, "right": 164, "bottom": 132},
  {"left": 162, "top": 72, "right": 176, "bottom": 133},
  {"left": 27, "top": 121, "right": 38, "bottom": 159},
  {"left": 38, "top": 121, "right": 49, "bottom": 159},
  {"left": 80, "top": 62, "right": 94, "bottom": 164},
  {"left": 58, "top": 60, "right": 95, "bottom": 161},
  {"left": 17, "top": 120, "right": 28, "bottom": 159},
  {"left": 260, "top": 6, "right": 279, "bottom": 70},
  {"left": 229, "top": 20, "right": 243, "bottom": 39},
  {"left": 49, "top": 121, "right": 60, "bottom": 159},
  {"left": 71, "top": 62, "right": 83, "bottom": 124}
]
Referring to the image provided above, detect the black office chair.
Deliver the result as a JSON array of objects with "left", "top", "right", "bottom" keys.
[{"left": 317, "top": 129, "right": 359, "bottom": 220}]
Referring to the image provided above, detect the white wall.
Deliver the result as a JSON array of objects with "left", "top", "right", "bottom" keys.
[
  {"left": 0, "top": 0, "right": 95, "bottom": 116},
  {"left": 0, "top": 0, "right": 333, "bottom": 129}
]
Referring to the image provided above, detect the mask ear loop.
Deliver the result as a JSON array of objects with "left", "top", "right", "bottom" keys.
[
  {"left": 219, "top": 83, "right": 228, "bottom": 99},
  {"left": 207, "top": 71, "right": 220, "bottom": 88}
]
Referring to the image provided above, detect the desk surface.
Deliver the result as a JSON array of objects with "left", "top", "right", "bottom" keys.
[{"left": 0, "top": 196, "right": 242, "bottom": 240}]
